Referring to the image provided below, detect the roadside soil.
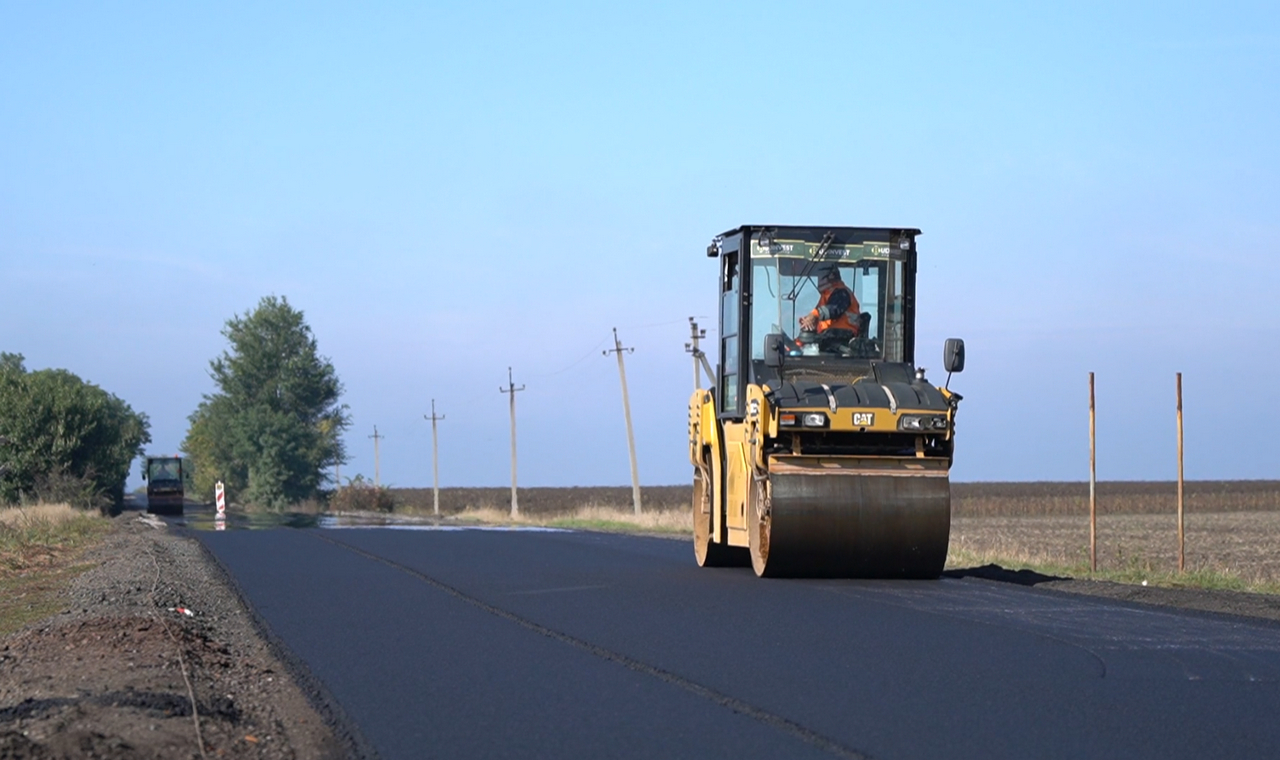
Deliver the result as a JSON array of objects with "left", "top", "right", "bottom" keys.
[{"left": 0, "top": 513, "right": 349, "bottom": 760}]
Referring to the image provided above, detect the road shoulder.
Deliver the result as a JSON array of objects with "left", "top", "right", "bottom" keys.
[
  {"left": 944, "top": 563, "right": 1280, "bottom": 624},
  {"left": 0, "top": 514, "right": 348, "bottom": 759}
]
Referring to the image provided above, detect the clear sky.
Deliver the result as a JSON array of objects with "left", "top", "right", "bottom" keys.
[{"left": 3, "top": 1, "right": 1277, "bottom": 492}]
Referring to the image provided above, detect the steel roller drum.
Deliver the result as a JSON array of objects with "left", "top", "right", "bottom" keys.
[{"left": 757, "top": 464, "right": 951, "bottom": 578}]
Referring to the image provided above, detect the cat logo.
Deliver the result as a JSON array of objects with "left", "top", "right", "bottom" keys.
[{"left": 852, "top": 412, "right": 874, "bottom": 427}]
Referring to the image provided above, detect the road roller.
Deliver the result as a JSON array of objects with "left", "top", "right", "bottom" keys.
[
  {"left": 688, "top": 225, "right": 965, "bottom": 577},
  {"left": 143, "top": 455, "right": 185, "bottom": 515}
]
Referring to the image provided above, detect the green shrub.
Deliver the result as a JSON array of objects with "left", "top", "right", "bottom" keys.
[
  {"left": 29, "top": 466, "right": 111, "bottom": 512},
  {"left": 0, "top": 353, "right": 149, "bottom": 507}
]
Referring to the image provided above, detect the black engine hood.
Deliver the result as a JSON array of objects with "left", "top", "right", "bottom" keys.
[{"left": 765, "top": 362, "right": 949, "bottom": 412}]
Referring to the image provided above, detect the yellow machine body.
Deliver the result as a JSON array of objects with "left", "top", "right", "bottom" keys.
[{"left": 689, "top": 226, "right": 964, "bottom": 577}]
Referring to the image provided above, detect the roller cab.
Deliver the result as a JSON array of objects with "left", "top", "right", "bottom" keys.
[{"left": 688, "top": 226, "right": 965, "bottom": 577}]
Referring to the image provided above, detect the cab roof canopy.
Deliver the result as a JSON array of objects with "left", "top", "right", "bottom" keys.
[{"left": 715, "top": 224, "right": 922, "bottom": 241}]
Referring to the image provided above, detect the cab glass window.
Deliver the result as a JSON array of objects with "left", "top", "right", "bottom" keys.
[
  {"left": 148, "top": 459, "right": 181, "bottom": 481},
  {"left": 720, "top": 251, "right": 741, "bottom": 413},
  {"left": 748, "top": 233, "right": 907, "bottom": 364}
]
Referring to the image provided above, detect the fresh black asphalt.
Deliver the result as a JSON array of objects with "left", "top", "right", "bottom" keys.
[{"left": 197, "top": 527, "right": 1280, "bottom": 760}]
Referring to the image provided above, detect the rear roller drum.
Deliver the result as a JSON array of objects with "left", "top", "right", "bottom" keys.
[
  {"left": 749, "top": 478, "right": 772, "bottom": 577},
  {"left": 693, "top": 467, "right": 749, "bottom": 568}
]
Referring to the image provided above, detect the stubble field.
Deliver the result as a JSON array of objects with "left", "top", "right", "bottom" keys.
[{"left": 949, "top": 481, "right": 1280, "bottom": 589}]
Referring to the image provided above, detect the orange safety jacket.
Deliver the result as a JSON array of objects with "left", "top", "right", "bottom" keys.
[{"left": 810, "top": 283, "right": 860, "bottom": 334}]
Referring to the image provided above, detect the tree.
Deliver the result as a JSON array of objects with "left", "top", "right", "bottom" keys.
[
  {"left": 182, "top": 297, "right": 349, "bottom": 509},
  {"left": 0, "top": 352, "right": 151, "bottom": 507}
]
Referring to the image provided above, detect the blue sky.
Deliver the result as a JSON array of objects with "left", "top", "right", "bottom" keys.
[{"left": 2, "top": 1, "right": 1277, "bottom": 491}]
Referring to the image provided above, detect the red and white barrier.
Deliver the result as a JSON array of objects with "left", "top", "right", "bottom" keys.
[{"left": 215, "top": 481, "right": 226, "bottom": 516}]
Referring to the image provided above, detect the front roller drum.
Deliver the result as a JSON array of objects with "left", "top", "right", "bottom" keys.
[
  {"left": 750, "top": 470, "right": 950, "bottom": 578},
  {"left": 146, "top": 494, "right": 185, "bottom": 516}
]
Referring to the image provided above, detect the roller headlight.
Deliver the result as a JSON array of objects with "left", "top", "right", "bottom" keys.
[
  {"left": 778, "top": 412, "right": 828, "bottom": 428},
  {"left": 899, "top": 414, "right": 948, "bottom": 431}
]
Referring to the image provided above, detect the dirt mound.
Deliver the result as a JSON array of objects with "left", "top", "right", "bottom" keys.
[{"left": 0, "top": 517, "right": 347, "bottom": 759}]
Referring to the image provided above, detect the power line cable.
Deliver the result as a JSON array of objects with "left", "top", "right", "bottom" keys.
[
  {"left": 527, "top": 335, "right": 612, "bottom": 378},
  {"left": 527, "top": 317, "right": 717, "bottom": 378}
]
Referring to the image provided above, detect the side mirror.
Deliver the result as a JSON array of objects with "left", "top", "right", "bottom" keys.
[
  {"left": 763, "top": 333, "right": 785, "bottom": 368},
  {"left": 943, "top": 338, "right": 965, "bottom": 373}
]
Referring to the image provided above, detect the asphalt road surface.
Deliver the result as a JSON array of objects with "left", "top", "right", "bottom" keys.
[{"left": 196, "top": 527, "right": 1280, "bottom": 760}]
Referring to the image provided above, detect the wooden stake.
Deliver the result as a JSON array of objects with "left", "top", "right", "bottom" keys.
[
  {"left": 1089, "top": 372, "right": 1097, "bottom": 573},
  {"left": 1177, "top": 372, "right": 1185, "bottom": 572}
]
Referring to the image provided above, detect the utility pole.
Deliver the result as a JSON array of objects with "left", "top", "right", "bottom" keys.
[
  {"left": 425, "top": 400, "right": 445, "bottom": 516},
  {"left": 685, "top": 317, "right": 714, "bottom": 390},
  {"left": 605, "top": 328, "right": 642, "bottom": 516},
  {"left": 323, "top": 418, "right": 340, "bottom": 490},
  {"left": 499, "top": 368, "right": 525, "bottom": 518},
  {"left": 369, "top": 425, "right": 384, "bottom": 487}
]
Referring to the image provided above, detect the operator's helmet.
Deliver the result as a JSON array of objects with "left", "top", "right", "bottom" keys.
[{"left": 816, "top": 263, "right": 842, "bottom": 287}]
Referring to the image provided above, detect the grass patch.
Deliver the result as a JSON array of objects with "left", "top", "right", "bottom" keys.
[
  {"left": 544, "top": 518, "right": 688, "bottom": 535},
  {"left": 0, "top": 503, "right": 111, "bottom": 636},
  {"left": 388, "top": 486, "right": 691, "bottom": 516},
  {"left": 0, "top": 503, "right": 110, "bottom": 568},
  {"left": 446, "top": 504, "right": 691, "bottom": 536},
  {"left": 0, "top": 561, "right": 98, "bottom": 637}
]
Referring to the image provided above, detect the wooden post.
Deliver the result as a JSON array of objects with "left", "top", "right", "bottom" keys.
[
  {"left": 1177, "top": 372, "right": 1185, "bottom": 572},
  {"left": 425, "top": 400, "right": 445, "bottom": 516},
  {"left": 1089, "top": 372, "right": 1097, "bottom": 573},
  {"left": 499, "top": 368, "right": 525, "bottom": 518},
  {"left": 605, "top": 328, "right": 643, "bottom": 516}
]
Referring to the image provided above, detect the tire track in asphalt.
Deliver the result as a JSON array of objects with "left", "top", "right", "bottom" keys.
[{"left": 308, "top": 530, "right": 873, "bottom": 760}]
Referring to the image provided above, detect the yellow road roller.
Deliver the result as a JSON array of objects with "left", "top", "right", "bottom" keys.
[{"left": 688, "top": 225, "right": 964, "bottom": 577}]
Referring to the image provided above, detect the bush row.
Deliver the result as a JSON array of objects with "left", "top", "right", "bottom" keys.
[{"left": 0, "top": 354, "right": 149, "bottom": 509}]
